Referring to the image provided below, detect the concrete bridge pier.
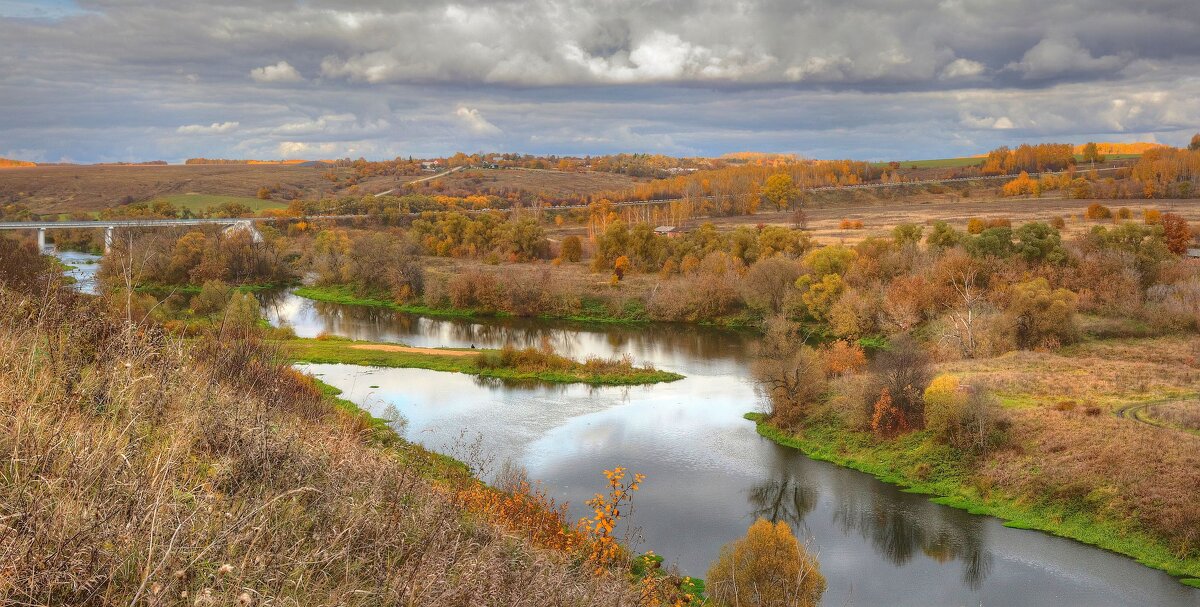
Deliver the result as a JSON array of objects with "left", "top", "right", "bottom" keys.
[
  {"left": 37, "top": 228, "right": 46, "bottom": 252},
  {"left": 103, "top": 226, "right": 114, "bottom": 254}
]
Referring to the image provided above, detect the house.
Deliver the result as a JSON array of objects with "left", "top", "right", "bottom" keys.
[
  {"left": 1186, "top": 248, "right": 1200, "bottom": 259},
  {"left": 654, "top": 225, "right": 688, "bottom": 238}
]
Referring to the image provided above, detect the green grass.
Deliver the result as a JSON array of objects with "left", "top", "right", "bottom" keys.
[
  {"left": 294, "top": 285, "right": 485, "bottom": 318},
  {"left": 157, "top": 193, "right": 289, "bottom": 213},
  {"left": 284, "top": 337, "right": 683, "bottom": 386},
  {"left": 745, "top": 412, "right": 1200, "bottom": 585}
]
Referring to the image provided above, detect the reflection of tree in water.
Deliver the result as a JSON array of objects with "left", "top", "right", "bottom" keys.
[
  {"left": 831, "top": 482, "right": 992, "bottom": 588},
  {"left": 748, "top": 475, "right": 818, "bottom": 529}
]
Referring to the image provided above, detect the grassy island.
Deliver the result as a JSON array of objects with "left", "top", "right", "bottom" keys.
[{"left": 282, "top": 336, "right": 684, "bottom": 385}]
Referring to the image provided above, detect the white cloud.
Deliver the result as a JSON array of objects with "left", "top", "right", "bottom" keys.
[
  {"left": 454, "top": 106, "right": 501, "bottom": 136},
  {"left": 939, "top": 58, "right": 985, "bottom": 80},
  {"left": 250, "top": 61, "right": 304, "bottom": 83},
  {"left": 176, "top": 121, "right": 239, "bottom": 135}
]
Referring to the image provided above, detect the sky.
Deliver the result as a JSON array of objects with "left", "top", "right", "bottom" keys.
[{"left": 1, "top": 0, "right": 1198, "bottom": 163}]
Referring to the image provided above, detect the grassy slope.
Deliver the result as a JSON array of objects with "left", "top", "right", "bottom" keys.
[{"left": 283, "top": 337, "right": 684, "bottom": 385}]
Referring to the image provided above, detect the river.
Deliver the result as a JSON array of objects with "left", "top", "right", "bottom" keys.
[{"left": 261, "top": 291, "right": 1200, "bottom": 607}]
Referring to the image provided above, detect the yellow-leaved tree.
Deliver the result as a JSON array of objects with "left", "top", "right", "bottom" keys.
[{"left": 705, "top": 519, "right": 825, "bottom": 607}]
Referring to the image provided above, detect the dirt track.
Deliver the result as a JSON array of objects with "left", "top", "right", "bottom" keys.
[{"left": 348, "top": 343, "right": 476, "bottom": 357}]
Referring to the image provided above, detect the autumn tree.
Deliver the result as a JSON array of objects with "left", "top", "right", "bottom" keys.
[
  {"left": 706, "top": 519, "right": 826, "bottom": 607},
  {"left": 762, "top": 173, "right": 798, "bottom": 211},
  {"left": 1162, "top": 213, "right": 1192, "bottom": 255},
  {"left": 1189, "top": 133, "right": 1200, "bottom": 152},
  {"left": 1081, "top": 142, "right": 1104, "bottom": 164}
]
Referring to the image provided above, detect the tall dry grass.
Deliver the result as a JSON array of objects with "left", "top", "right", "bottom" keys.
[{"left": 0, "top": 268, "right": 642, "bottom": 604}]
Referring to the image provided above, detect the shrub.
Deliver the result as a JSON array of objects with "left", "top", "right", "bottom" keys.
[
  {"left": 1049, "top": 215, "right": 1066, "bottom": 229},
  {"left": 1085, "top": 203, "right": 1112, "bottom": 220},
  {"left": 892, "top": 223, "right": 923, "bottom": 245},
  {"left": 560, "top": 235, "right": 583, "bottom": 262},
  {"left": 192, "top": 279, "right": 231, "bottom": 316},
  {"left": 839, "top": 218, "right": 864, "bottom": 229},
  {"left": 1006, "top": 278, "right": 1078, "bottom": 349},
  {"left": 926, "top": 221, "right": 961, "bottom": 251},
  {"left": 1116, "top": 207, "right": 1132, "bottom": 220},
  {"left": 706, "top": 519, "right": 825, "bottom": 607},
  {"left": 966, "top": 218, "right": 986, "bottom": 235},
  {"left": 1014, "top": 222, "right": 1067, "bottom": 264},
  {"left": 923, "top": 375, "right": 1009, "bottom": 453},
  {"left": 1144, "top": 208, "right": 1162, "bottom": 224}
]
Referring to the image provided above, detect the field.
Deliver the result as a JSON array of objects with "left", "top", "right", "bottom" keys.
[
  {"left": 0, "top": 164, "right": 336, "bottom": 213},
  {"left": 157, "top": 193, "right": 289, "bottom": 213},
  {"left": 677, "top": 196, "right": 1200, "bottom": 245},
  {"left": 418, "top": 167, "right": 642, "bottom": 199}
]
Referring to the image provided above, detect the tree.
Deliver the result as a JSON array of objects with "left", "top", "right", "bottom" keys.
[
  {"left": 869, "top": 335, "right": 931, "bottom": 428},
  {"left": 1189, "top": 133, "right": 1200, "bottom": 152},
  {"left": 935, "top": 250, "right": 988, "bottom": 358},
  {"left": 706, "top": 519, "right": 826, "bottom": 607},
  {"left": 762, "top": 173, "right": 798, "bottom": 211},
  {"left": 560, "top": 235, "right": 583, "bottom": 262},
  {"left": 222, "top": 291, "right": 261, "bottom": 334},
  {"left": 1162, "top": 213, "right": 1192, "bottom": 255},
  {"left": 1081, "top": 142, "right": 1104, "bottom": 164},
  {"left": 752, "top": 320, "right": 827, "bottom": 429},
  {"left": 924, "top": 376, "right": 1009, "bottom": 454},
  {"left": 742, "top": 256, "right": 802, "bottom": 314},
  {"left": 256, "top": 187, "right": 272, "bottom": 200},
  {"left": 966, "top": 227, "right": 1014, "bottom": 259}
]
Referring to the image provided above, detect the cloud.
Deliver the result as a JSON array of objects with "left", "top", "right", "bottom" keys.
[
  {"left": 250, "top": 61, "right": 304, "bottom": 83},
  {"left": 176, "top": 121, "right": 240, "bottom": 135},
  {"left": 939, "top": 58, "right": 986, "bottom": 80},
  {"left": 454, "top": 107, "right": 501, "bottom": 136},
  {"left": 1006, "top": 36, "right": 1129, "bottom": 80},
  {"left": 1, "top": 1, "right": 1199, "bottom": 162}
]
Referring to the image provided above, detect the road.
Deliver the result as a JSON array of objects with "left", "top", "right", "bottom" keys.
[{"left": 373, "top": 165, "right": 467, "bottom": 197}]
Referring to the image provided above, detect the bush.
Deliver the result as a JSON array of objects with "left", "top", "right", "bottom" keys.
[
  {"left": 966, "top": 218, "right": 986, "bottom": 235},
  {"left": 192, "top": 279, "right": 231, "bottom": 316},
  {"left": 924, "top": 375, "right": 1009, "bottom": 453},
  {"left": 560, "top": 235, "right": 583, "bottom": 262},
  {"left": 706, "top": 519, "right": 825, "bottom": 607},
  {"left": 1006, "top": 278, "right": 1078, "bottom": 349},
  {"left": 1085, "top": 203, "right": 1112, "bottom": 220}
]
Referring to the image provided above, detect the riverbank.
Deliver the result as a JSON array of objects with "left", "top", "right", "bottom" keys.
[
  {"left": 746, "top": 413, "right": 1200, "bottom": 587},
  {"left": 283, "top": 336, "right": 684, "bottom": 385},
  {"left": 294, "top": 284, "right": 762, "bottom": 328}
]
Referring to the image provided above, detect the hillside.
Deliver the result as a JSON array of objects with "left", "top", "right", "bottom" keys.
[{"left": 0, "top": 243, "right": 656, "bottom": 605}]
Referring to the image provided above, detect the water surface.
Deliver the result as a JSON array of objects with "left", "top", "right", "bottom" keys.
[{"left": 267, "top": 292, "right": 1200, "bottom": 606}]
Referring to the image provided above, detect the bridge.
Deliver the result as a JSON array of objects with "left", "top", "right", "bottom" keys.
[{"left": 0, "top": 217, "right": 278, "bottom": 252}]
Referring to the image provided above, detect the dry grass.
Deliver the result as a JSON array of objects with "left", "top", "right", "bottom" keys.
[
  {"left": 0, "top": 278, "right": 644, "bottom": 604},
  {"left": 936, "top": 336, "right": 1200, "bottom": 557}
]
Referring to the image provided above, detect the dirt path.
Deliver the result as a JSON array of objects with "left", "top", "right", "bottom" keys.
[{"left": 348, "top": 343, "right": 476, "bottom": 357}]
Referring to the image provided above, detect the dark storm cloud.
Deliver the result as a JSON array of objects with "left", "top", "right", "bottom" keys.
[{"left": 0, "top": 0, "right": 1197, "bottom": 162}]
